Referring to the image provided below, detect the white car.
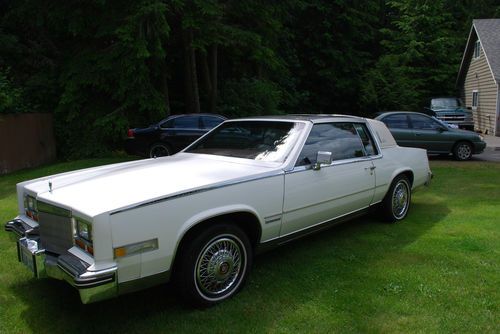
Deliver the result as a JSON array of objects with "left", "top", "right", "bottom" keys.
[{"left": 5, "top": 115, "right": 432, "bottom": 306}]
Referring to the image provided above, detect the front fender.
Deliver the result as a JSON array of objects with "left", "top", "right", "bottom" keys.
[{"left": 175, "top": 204, "right": 263, "bottom": 248}]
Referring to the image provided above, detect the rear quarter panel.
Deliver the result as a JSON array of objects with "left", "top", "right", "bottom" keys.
[{"left": 372, "top": 146, "right": 430, "bottom": 203}]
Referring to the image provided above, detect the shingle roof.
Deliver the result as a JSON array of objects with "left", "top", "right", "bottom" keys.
[
  {"left": 457, "top": 19, "right": 500, "bottom": 85},
  {"left": 474, "top": 19, "right": 500, "bottom": 83}
]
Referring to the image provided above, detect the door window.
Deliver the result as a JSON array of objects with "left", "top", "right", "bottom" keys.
[
  {"left": 296, "top": 123, "right": 367, "bottom": 166},
  {"left": 409, "top": 114, "right": 441, "bottom": 130},
  {"left": 200, "top": 116, "right": 224, "bottom": 129},
  {"left": 381, "top": 114, "right": 410, "bottom": 129},
  {"left": 172, "top": 116, "right": 200, "bottom": 129}
]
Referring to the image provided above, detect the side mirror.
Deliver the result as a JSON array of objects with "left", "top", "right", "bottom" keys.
[
  {"left": 467, "top": 106, "right": 472, "bottom": 110},
  {"left": 438, "top": 126, "right": 447, "bottom": 132},
  {"left": 313, "top": 151, "right": 333, "bottom": 170}
]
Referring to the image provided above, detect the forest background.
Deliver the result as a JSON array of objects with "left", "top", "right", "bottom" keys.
[{"left": 1, "top": 0, "right": 499, "bottom": 157}]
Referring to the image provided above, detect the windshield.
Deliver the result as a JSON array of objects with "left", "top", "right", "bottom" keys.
[
  {"left": 431, "top": 98, "right": 463, "bottom": 109},
  {"left": 185, "top": 120, "right": 304, "bottom": 162}
]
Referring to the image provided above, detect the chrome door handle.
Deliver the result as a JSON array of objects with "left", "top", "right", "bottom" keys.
[{"left": 365, "top": 166, "right": 376, "bottom": 175}]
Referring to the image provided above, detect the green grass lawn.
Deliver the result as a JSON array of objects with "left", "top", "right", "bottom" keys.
[{"left": 0, "top": 159, "right": 498, "bottom": 334}]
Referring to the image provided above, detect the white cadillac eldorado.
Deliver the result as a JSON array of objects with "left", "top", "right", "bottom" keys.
[{"left": 5, "top": 115, "right": 432, "bottom": 306}]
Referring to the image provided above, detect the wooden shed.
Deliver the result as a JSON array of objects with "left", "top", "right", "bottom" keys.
[{"left": 457, "top": 19, "right": 500, "bottom": 136}]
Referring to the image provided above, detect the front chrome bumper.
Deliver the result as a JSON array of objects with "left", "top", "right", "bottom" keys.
[{"left": 5, "top": 218, "right": 118, "bottom": 304}]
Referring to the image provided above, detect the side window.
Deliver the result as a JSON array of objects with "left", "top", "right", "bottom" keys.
[
  {"left": 382, "top": 115, "right": 410, "bottom": 129},
  {"left": 472, "top": 90, "right": 479, "bottom": 110},
  {"left": 353, "top": 124, "right": 378, "bottom": 156},
  {"left": 296, "top": 123, "right": 366, "bottom": 166},
  {"left": 160, "top": 119, "right": 174, "bottom": 128},
  {"left": 172, "top": 116, "right": 200, "bottom": 129},
  {"left": 201, "top": 116, "right": 224, "bottom": 129},
  {"left": 409, "top": 114, "right": 441, "bottom": 130},
  {"left": 473, "top": 40, "right": 481, "bottom": 59}
]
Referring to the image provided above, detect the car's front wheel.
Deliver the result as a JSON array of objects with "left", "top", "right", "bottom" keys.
[
  {"left": 380, "top": 175, "right": 411, "bottom": 223},
  {"left": 149, "top": 143, "right": 171, "bottom": 158},
  {"left": 175, "top": 224, "right": 252, "bottom": 307},
  {"left": 453, "top": 141, "right": 473, "bottom": 161}
]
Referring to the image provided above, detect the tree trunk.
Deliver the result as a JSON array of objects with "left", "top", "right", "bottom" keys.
[
  {"left": 200, "top": 51, "right": 212, "bottom": 94},
  {"left": 160, "top": 60, "right": 170, "bottom": 116},
  {"left": 182, "top": 28, "right": 201, "bottom": 114},
  {"left": 209, "top": 44, "right": 218, "bottom": 114}
]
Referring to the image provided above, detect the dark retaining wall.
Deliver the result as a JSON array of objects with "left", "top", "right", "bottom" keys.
[{"left": 0, "top": 113, "right": 56, "bottom": 174}]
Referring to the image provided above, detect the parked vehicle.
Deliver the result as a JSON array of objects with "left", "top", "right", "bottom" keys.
[
  {"left": 424, "top": 97, "right": 474, "bottom": 130},
  {"left": 126, "top": 113, "right": 226, "bottom": 158},
  {"left": 5, "top": 115, "right": 432, "bottom": 307},
  {"left": 376, "top": 111, "right": 486, "bottom": 160}
]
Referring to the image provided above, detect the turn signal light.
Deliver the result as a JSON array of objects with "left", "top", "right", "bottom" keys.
[{"left": 114, "top": 238, "right": 158, "bottom": 258}]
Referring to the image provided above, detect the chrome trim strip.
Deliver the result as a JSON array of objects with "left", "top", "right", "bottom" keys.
[
  {"left": 110, "top": 172, "right": 284, "bottom": 215},
  {"left": 80, "top": 267, "right": 118, "bottom": 279},
  {"left": 265, "top": 218, "right": 281, "bottom": 224},
  {"left": 283, "top": 188, "right": 373, "bottom": 214},
  {"left": 287, "top": 155, "right": 383, "bottom": 175},
  {"left": 263, "top": 205, "right": 371, "bottom": 244},
  {"left": 76, "top": 278, "right": 114, "bottom": 288}
]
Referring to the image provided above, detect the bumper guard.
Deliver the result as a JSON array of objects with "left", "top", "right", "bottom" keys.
[{"left": 5, "top": 218, "right": 118, "bottom": 304}]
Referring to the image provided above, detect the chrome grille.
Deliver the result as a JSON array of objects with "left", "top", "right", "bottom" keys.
[
  {"left": 37, "top": 201, "right": 73, "bottom": 255},
  {"left": 438, "top": 115, "right": 465, "bottom": 122}
]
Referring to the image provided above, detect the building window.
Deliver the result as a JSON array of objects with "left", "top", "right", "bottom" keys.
[
  {"left": 472, "top": 90, "right": 479, "bottom": 110},
  {"left": 473, "top": 40, "right": 481, "bottom": 59}
]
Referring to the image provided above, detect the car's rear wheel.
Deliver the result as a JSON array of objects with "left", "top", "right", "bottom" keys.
[
  {"left": 453, "top": 141, "right": 472, "bottom": 161},
  {"left": 175, "top": 224, "right": 252, "bottom": 307},
  {"left": 149, "top": 143, "right": 171, "bottom": 158},
  {"left": 380, "top": 175, "right": 411, "bottom": 223}
]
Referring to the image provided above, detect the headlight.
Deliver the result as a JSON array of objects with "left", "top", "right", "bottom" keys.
[
  {"left": 74, "top": 217, "right": 94, "bottom": 255},
  {"left": 76, "top": 218, "right": 92, "bottom": 242},
  {"left": 479, "top": 135, "right": 484, "bottom": 141},
  {"left": 24, "top": 195, "right": 38, "bottom": 221}
]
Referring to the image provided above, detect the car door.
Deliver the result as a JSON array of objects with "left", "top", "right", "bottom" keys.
[
  {"left": 380, "top": 114, "right": 414, "bottom": 147},
  {"left": 408, "top": 114, "right": 450, "bottom": 153},
  {"left": 281, "top": 122, "right": 377, "bottom": 236}
]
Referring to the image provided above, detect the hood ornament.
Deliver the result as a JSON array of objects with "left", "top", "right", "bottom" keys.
[{"left": 49, "top": 180, "right": 53, "bottom": 193}]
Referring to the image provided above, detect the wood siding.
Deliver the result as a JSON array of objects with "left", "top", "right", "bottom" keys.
[
  {"left": 460, "top": 36, "right": 499, "bottom": 135},
  {"left": 0, "top": 113, "right": 56, "bottom": 174}
]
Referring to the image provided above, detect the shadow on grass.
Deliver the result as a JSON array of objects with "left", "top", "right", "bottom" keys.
[{"left": 8, "top": 200, "right": 450, "bottom": 333}]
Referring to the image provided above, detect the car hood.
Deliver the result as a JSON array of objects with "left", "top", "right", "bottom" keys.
[
  {"left": 23, "top": 154, "right": 282, "bottom": 217},
  {"left": 447, "top": 127, "right": 480, "bottom": 137}
]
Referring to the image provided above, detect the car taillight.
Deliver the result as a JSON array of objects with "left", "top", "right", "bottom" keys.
[{"left": 127, "top": 129, "right": 135, "bottom": 138}]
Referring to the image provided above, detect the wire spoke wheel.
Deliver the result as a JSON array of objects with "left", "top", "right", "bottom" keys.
[
  {"left": 194, "top": 234, "right": 247, "bottom": 301},
  {"left": 392, "top": 181, "right": 409, "bottom": 219},
  {"left": 380, "top": 175, "right": 412, "bottom": 223},
  {"left": 176, "top": 224, "right": 251, "bottom": 307}
]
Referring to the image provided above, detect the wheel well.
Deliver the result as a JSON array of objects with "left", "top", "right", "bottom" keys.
[
  {"left": 171, "top": 212, "right": 261, "bottom": 273},
  {"left": 150, "top": 141, "right": 171, "bottom": 150},
  {"left": 453, "top": 140, "right": 474, "bottom": 153},
  {"left": 399, "top": 170, "right": 414, "bottom": 187},
  {"left": 149, "top": 142, "right": 172, "bottom": 156}
]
